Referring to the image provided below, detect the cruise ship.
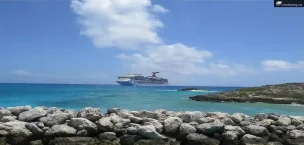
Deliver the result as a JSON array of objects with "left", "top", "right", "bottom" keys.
[{"left": 116, "top": 72, "right": 168, "bottom": 86}]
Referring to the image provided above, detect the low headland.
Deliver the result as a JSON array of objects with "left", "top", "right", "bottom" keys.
[
  {"left": 1, "top": 106, "right": 304, "bottom": 145},
  {"left": 189, "top": 83, "right": 304, "bottom": 104}
]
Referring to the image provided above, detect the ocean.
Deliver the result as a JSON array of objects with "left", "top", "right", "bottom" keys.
[{"left": 0, "top": 83, "right": 303, "bottom": 116}]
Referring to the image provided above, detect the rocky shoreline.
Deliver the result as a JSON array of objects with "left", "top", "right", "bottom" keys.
[
  {"left": 189, "top": 95, "right": 304, "bottom": 104},
  {"left": 189, "top": 83, "right": 304, "bottom": 105},
  {"left": 1, "top": 106, "right": 304, "bottom": 145}
]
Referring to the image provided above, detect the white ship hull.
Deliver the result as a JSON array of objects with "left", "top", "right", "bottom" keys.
[{"left": 116, "top": 72, "right": 168, "bottom": 86}]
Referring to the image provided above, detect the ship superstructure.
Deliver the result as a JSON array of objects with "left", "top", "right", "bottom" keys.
[{"left": 116, "top": 72, "right": 168, "bottom": 86}]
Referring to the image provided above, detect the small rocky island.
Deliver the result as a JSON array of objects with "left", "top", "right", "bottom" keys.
[
  {"left": 1, "top": 106, "right": 304, "bottom": 145},
  {"left": 189, "top": 83, "right": 304, "bottom": 104}
]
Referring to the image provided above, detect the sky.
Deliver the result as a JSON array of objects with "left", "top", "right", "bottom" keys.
[{"left": 0, "top": 0, "right": 303, "bottom": 86}]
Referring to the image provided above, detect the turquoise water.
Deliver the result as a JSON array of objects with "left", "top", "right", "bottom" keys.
[{"left": 0, "top": 83, "right": 304, "bottom": 116}]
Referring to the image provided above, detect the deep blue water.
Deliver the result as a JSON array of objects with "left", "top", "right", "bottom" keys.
[{"left": 0, "top": 83, "right": 304, "bottom": 116}]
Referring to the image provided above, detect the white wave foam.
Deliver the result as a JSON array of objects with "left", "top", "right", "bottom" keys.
[
  {"left": 290, "top": 103, "right": 304, "bottom": 107},
  {"left": 157, "top": 89, "right": 219, "bottom": 93},
  {"left": 157, "top": 90, "right": 177, "bottom": 92}
]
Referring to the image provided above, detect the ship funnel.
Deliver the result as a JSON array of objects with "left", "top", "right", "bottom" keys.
[{"left": 152, "top": 72, "right": 159, "bottom": 77}]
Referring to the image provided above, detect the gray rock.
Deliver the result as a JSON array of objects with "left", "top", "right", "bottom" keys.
[
  {"left": 224, "top": 125, "right": 245, "bottom": 135},
  {"left": 186, "top": 133, "right": 220, "bottom": 145},
  {"left": 45, "top": 124, "right": 77, "bottom": 137},
  {"left": 244, "top": 125, "right": 269, "bottom": 137},
  {"left": 181, "top": 111, "right": 205, "bottom": 123},
  {"left": 0, "top": 110, "right": 11, "bottom": 119},
  {"left": 138, "top": 125, "right": 165, "bottom": 139},
  {"left": 62, "top": 110, "right": 77, "bottom": 119},
  {"left": 196, "top": 122, "right": 224, "bottom": 134},
  {"left": 240, "top": 121, "right": 252, "bottom": 127},
  {"left": 120, "top": 135, "right": 142, "bottom": 145},
  {"left": 276, "top": 115, "right": 292, "bottom": 126},
  {"left": 267, "top": 142, "right": 283, "bottom": 145},
  {"left": 77, "top": 107, "right": 102, "bottom": 122},
  {"left": 98, "top": 132, "right": 117, "bottom": 141},
  {"left": 292, "top": 119, "right": 303, "bottom": 126},
  {"left": 137, "top": 110, "right": 157, "bottom": 119},
  {"left": 178, "top": 123, "right": 196, "bottom": 140},
  {"left": 77, "top": 130, "right": 88, "bottom": 137},
  {"left": 38, "top": 111, "right": 69, "bottom": 126},
  {"left": 0, "top": 130, "right": 9, "bottom": 136},
  {"left": 68, "top": 118, "right": 97, "bottom": 135},
  {"left": 129, "top": 116, "right": 143, "bottom": 123},
  {"left": 107, "top": 108, "right": 121, "bottom": 114},
  {"left": 268, "top": 114, "right": 279, "bottom": 121},
  {"left": 269, "top": 133, "right": 282, "bottom": 142},
  {"left": 37, "top": 122, "right": 44, "bottom": 128},
  {"left": 255, "top": 119, "right": 275, "bottom": 127},
  {"left": 221, "top": 118, "right": 235, "bottom": 125},
  {"left": 284, "top": 138, "right": 304, "bottom": 145},
  {"left": 243, "top": 115, "right": 254, "bottom": 121},
  {"left": 110, "top": 114, "right": 130, "bottom": 125},
  {"left": 48, "top": 137, "right": 95, "bottom": 145},
  {"left": 134, "top": 138, "right": 175, "bottom": 145},
  {"left": 126, "top": 126, "right": 137, "bottom": 135},
  {"left": 290, "top": 116, "right": 304, "bottom": 122},
  {"left": 143, "top": 120, "right": 163, "bottom": 133},
  {"left": 297, "top": 124, "right": 304, "bottom": 130},
  {"left": 142, "top": 117, "right": 157, "bottom": 123},
  {"left": 287, "top": 125, "right": 296, "bottom": 130},
  {"left": 42, "top": 127, "right": 50, "bottom": 132},
  {"left": 255, "top": 113, "right": 268, "bottom": 121},
  {"left": 96, "top": 117, "right": 114, "bottom": 132},
  {"left": 29, "top": 140, "right": 43, "bottom": 145},
  {"left": 197, "top": 117, "right": 215, "bottom": 124},
  {"left": 241, "top": 134, "right": 267, "bottom": 144},
  {"left": 189, "top": 122, "right": 199, "bottom": 128},
  {"left": 0, "top": 116, "right": 17, "bottom": 122},
  {"left": 25, "top": 123, "right": 44, "bottom": 136},
  {"left": 287, "top": 130, "right": 304, "bottom": 139},
  {"left": 154, "top": 109, "right": 166, "bottom": 114},
  {"left": 269, "top": 125, "right": 287, "bottom": 133},
  {"left": 7, "top": 106, "right": 31, "bottom": 116},
  {"left": 164, "top": 117, "right": 183, "bottom": 135},
  {"left": 207, "top": 112, "right": 228, "bottom": 119},
  {"left": 117, "top": 110, "right": 133, "bottom": 119},
  {"left": 129, "top": 111, "right": 140, "bottom": 116},
  {"left": 46, "top": 107, "right": 61, "bottom": 114},
  {"left": 129, "top": 123, "right": 141, "bottom": 129},
  {"left": 18, "top": 107, "right": 47, "bottom": 122},
  {"left": 2, "top": 121, "right": 33, "bottom": 144},
  {"left": 229, "top": 113, "right": 244, "bottom": 124},
  {"left": 222, "top": 131, "right": 239, "bottom": 145},
  {"left": 114, "top": 122, "right": 128, "bottom": 136}
]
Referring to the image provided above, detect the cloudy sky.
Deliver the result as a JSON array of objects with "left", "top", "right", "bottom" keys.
[{"left": 0, "top": 0, "right": 303, "bottom": 86}]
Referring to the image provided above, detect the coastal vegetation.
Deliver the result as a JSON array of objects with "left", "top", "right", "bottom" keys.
[
  {"left": 189, "top": 83, "right": 304, "bottom": 104},
  {"left": 1, "top": 106, "right": 304, "bottom": 145}
]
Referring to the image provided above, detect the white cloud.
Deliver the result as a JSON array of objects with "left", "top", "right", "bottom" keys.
[
  {"left": 152, "top": 5, "right": 169, "bottom": 13},
  {"left": 71, "top": 0, "right": 254, "bottom": 84},
  {"left": 116, "top": 43, "right": 253, "bottom": 76},
  {"left": 12, "top": 70, "right": 30, "bottom": 76},
  {"left": 261, "top": 60, "right": 304, "bottom": 71},
  {"left": 71, "top": 0, "right": 165, "bottom": 49}
]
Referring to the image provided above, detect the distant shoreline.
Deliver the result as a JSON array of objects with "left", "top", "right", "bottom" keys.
[{"left": 189, "top": 83, "right": 304, "bottom": 105}]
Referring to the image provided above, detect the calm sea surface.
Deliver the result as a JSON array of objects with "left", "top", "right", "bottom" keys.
[{"left": 0, "top": 83, "right": 303, "bottom": 116}]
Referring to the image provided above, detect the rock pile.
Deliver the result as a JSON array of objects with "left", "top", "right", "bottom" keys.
[{"left": 1, "top": 106, "right": 304, "bottom": 145}]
